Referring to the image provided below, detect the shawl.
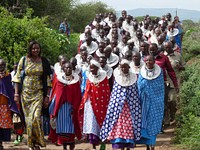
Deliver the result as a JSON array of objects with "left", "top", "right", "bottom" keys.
[
  {"left": 0, "top": 74, "right": 20, "bottom": 115},
  {"left": 137, "top": 70, "right": 164, "bottom": 136},
  {"left": 53, "top": 78, "right": 82, "bottom": 139},
  {"left": 100, "top": 81, "right": 142, "bottom": 141},
  {"left": 79, "top": 77, "right": 110, "bottom": 129}
]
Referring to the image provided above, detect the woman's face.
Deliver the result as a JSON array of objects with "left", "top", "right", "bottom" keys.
[
  {"left": 31, "top": 44, "right": 41, "bottom": 57},
  {"left": 81, "top": 51, "right": 88, "bottom": 62},
  {"left": 63, "top": 63, "right": 72, "bottom": 76},
  {"left": 104, "top": 48, "right": 112, "bottom": 58},
  {"left": 145, "top": 55, "right": 155, "bottom": 69},
  {"left": 132, "top": 53, "right": 141, "bottom": 64},
  {"left": 60, "top": 58, "right": 67, "bottom": 70},
  {"left": 149, "top": 45, "right": 158, "bottom": 56},
  {"left": 99, "top": 58, "right": 107, "bottom": 68},
  {"left": 90, "top": 64, "right": 98, "bottom": 75},
  {"left": 99, "top": 42, "right": 105, "bottom": 53},
  {"left": 120, "top": 63, "right": 130, "bottom": 74}
]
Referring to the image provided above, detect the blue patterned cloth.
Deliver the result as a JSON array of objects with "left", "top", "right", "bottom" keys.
[
  {"left": 56, "top": 102, "right": 74, "bottom": 134},
  {"left": 49, "top": 96, "right": 75, "bottom": 134},
  {"left": 81, "top": 69, "right": 88, "bottom": 95},
  {"left": 137, "top": 71, "right": 164, "bottom": 136},
  {"left": 100, "top": 81, "right": 142, "bottom": 141}
]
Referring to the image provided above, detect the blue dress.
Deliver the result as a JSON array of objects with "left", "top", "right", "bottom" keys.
[{"left": 137, "top": 71, "right": 164, "bottom": 145}]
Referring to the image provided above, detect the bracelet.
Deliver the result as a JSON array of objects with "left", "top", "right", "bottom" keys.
[{"left": 14, "top": 94, "right": 20, "bottom": 97}]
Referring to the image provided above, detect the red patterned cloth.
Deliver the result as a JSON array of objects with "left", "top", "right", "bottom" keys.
[
  {"left": 107, "top": 102, "right": 134, "bottom": 140},
  {"left": 79, "top": 78, "right": 110, "bottom": 129},
  {"left": 0, "top": 95, "right": 13, "bottom": 129},
  {"left": 52, "top": 80, "right": 82, "bottom": 140}
]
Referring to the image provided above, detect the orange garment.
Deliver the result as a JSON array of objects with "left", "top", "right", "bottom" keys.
[{"left": 0, "top": 94, "right": 13, "bottom": 128}]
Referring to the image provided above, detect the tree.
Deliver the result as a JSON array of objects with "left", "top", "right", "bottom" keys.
[
  {"left": 0, "top": 7, "right": 70, "bottom": 69},
  {"left": 67, "top": 1, "right": 115, "bottom": 32}
]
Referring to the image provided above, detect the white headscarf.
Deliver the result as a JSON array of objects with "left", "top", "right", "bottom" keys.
[
  {"left": 90, "top": 59, "right": 101, "bottom": 68},
  {"left": 120, "top": 59, "right": 130, "bottom": 66}
]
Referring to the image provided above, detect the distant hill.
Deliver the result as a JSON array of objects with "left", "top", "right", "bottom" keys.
[{"left": 117, "top": 8, "right": 200, "bottom": 22}]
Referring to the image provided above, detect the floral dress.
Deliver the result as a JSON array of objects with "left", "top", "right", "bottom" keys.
[{"left": 13, "top": 57, "right": 51, "bottom": 147}]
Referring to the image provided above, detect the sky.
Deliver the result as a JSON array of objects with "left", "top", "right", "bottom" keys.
[{"left": 79, "top": 0, "right": 200, "bottom": 11}]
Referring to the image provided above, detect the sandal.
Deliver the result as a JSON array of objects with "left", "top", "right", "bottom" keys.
[{"left": 14, "top": 139, "right": 20, "bottom": 146}]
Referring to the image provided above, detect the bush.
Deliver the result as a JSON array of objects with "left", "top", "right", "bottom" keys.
[
  {"left": 182, "top": 21, "right": 200, "bottom": 61},
  {"left": 0, "top": 7, "right": 74, "bottom": 69},
  {"left": 174, "top": 58, "right": 200, "bottom": 149}
]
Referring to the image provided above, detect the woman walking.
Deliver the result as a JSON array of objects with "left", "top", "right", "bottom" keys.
[
  {"left": 0, "top": 59, "right": 20, "bottom": 150},
  {"left": 13, "top": 41, "right": 52, "bottom": 150},
  {"left": 137, "top": 55, "right": 165, "bottom": 150},
  {"left": 79, "top": 59, "right": 110, "bottom": 150},
  {"left": 49, "top": 62, "right": 82, "bottom": 150},
  {"left": 100, "top": 59, "right": 142, "bottom": 150}
]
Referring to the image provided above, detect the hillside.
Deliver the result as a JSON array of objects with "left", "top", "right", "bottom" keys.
[{"left": 117, "top": 8, "right": 200, "bottom": 22}]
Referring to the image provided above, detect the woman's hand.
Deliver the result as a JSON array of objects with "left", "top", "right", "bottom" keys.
[
  {"left": 43, "top": 96, "right": 49, "bottom": 108},
  {"left": 14, "top": 94, "right": 20, "bottom": 105}
]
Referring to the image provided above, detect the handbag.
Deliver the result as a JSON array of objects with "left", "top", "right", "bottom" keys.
[
  {"left": 50, "top": 117, "right": 56, "bottom": 130},
  {"left": 19, "top": 56, "right": 26, "bottom": 93}
]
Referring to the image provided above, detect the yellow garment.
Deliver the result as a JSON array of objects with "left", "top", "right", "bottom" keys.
[{"left": 13, "top": 57, "right": 51, "bottom": 147}]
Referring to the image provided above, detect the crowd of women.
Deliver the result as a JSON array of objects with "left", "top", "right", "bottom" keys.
[{"left": 0, "top": 10, "right": 185, "bottom": 150}]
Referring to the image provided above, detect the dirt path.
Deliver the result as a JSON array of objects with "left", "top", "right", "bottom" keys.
[{"left": 3, "top": 125, "right": 176, "bottom": 150}]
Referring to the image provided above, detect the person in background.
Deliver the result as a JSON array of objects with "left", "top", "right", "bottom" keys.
[
  {"left": 59, "top": 18, "right": 70, "bottom": 38},
  {"left": 173, "top": 16, "right": 183, "bottom": 42},
  {"left": 0, "top": 58, "right": 20, "bottom": 150},
  {"left": 13, "top": 41, "right": 52, "bottom": 150},
  {"left": 10, "top": 62, "right": 25, "bottom": 146},
  {"left": 70, "top": 57, "right": 81, "bottom": 76},
  {"left": 130, "top": 51, "right": 144, "bottom": 75},
  {"left": 79, "top": 59, "right": 110, "bottom": 150},
  {"left": 148, "top": 43, "right": 178, "bottom": 130},
  {"left": 164, "top": 41, "right": 185, "bottom": 122},
  {"left": 137, "top": 55, "right": 165, "bottom": 150},
  {"left": 11, "top": 62, "right": 18, "bottom": 81},
  {"left": 140, "top": 41, "right": 149, "bottom": 61},
  {"left": 80, "top": 36, "right": 98, "bottom": 56},
  {"left": 104, "top": 46, "right": 119, "bottom": 70},
  {"left": 99, "top": 56, "right": 113, "bottom": 90}
]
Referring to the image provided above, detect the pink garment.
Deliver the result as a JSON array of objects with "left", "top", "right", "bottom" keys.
[{"left": 108, "top": 102, "right": 134, "bottom": 140}]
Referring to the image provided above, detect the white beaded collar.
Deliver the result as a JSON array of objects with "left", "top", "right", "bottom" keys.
[
  {"left": 107, "top": 53, "right": 119, "bottom": 67},
  {"left": 114, "top": 67, "right": 137, "bottom": 87},
  {"left": 57, "top": 73, "right": 79, "bottom": 85},
  {"left": 88, "top": 69, "right": 107, "bottom": 84},
  {"left": 140, "top": 64, "right": 161, "bottom": 80}
]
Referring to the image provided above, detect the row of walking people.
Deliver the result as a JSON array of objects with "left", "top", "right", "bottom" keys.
[{"left": 0, "top": 41, "right": 164, "bottom": 150}]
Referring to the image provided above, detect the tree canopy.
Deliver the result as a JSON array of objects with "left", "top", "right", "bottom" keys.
[{"left": 0, "top": 0, "right": 114, "bottom": 32}]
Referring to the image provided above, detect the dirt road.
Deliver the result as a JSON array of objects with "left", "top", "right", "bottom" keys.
[{"left": 3, "top": 125, "right": 176, "bottom": 150}]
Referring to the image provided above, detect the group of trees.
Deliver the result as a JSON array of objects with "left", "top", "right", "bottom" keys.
[
  {"left": 0, "top": 0, "right": 113, "bottom": 69},
  {"left": 0, "top": 0, "right": 114, "bottom": 32},
  {"left": 0, "top": 7, "right": 71, "bottom": 69}
]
